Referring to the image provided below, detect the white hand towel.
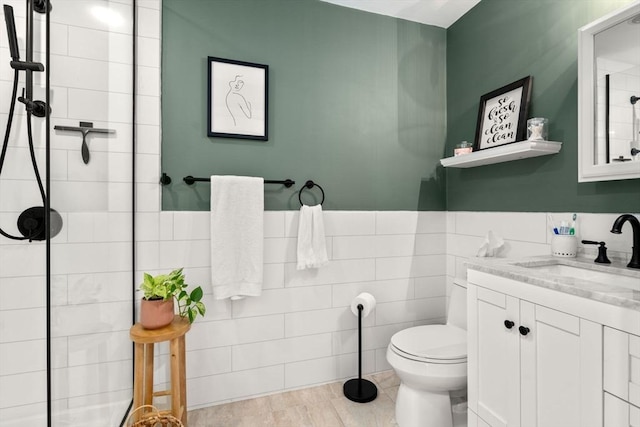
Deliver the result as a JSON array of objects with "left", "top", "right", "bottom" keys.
[
  {"left": 296, "top": 204, "right": 328, "bottom": 270},
  {"left": 210, "top": 175, "right": 264, "bottom": 300}
]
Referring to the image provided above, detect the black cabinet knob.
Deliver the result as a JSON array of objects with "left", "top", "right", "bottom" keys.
[
  {"left": 519, "top": 326, "right": 530, "bottom": 336},
  {"left": 504, "top": 320, "right": 515, "bottom": 329}
]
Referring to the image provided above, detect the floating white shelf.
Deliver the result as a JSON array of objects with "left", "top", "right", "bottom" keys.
[{"left": 440, "top": 140, "right": 562, "bottom": 168}]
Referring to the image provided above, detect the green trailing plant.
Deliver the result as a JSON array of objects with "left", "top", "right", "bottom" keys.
[{"left": 139, "top": 268, "right": 206, "bottom": 323}]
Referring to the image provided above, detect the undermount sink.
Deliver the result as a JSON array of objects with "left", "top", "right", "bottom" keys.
[{"left": 520, "top": 263, "right": 640, "bottom": 290}]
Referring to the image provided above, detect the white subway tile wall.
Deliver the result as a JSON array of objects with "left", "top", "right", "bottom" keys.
[
  {"left": 149, "top": 210, "right": 448, "bottom": 410},
  {"left": 1, "top": 0, "right": 638, "bottom": 425},
  {"left": 150, "top": 210, "right": 639, "bottom": 410},
  {"left": 445, "top": 211, "right": 636, "bottom": 284}
]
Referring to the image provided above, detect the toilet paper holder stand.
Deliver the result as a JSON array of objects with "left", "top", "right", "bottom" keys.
[{"left": 343, "top": 303, "right": 378, "bottom": 403}]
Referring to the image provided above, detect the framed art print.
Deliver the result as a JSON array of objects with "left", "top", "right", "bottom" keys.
[
  {"left": 473, "top": 76, "right": 532, "bottom": 150},
  {"left": 207, "top": 56, "right": 268, "bottom": 141}
]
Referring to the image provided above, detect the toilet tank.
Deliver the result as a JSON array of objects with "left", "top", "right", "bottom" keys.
[{"left": 447, "top": 279, "right": 467, "bottom": 331}]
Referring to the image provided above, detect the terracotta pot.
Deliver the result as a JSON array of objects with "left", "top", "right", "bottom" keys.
[{"left": 140, "top": 298, "right": 175, "bottom": 329}]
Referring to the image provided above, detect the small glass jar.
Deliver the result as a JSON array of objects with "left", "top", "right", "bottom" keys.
[
  {"left": 527, "top": 118, "right": 548, "bottom": 141},
  {"left": 454, "top": 141, "right": 473, "bottom": 156}
]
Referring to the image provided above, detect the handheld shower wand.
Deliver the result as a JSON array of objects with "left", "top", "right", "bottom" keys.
[
  {"left": 3, "top": 4, "right": 44, "bottom": 72},
  {"left": 3, "top": 4, "right": 20, "bottom": 61}
]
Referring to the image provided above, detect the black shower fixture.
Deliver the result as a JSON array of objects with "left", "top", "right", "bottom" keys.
[
  {"left": 33, "top": 0, "right": 50, "bottom": 13},
  {"left": 3, "top": 4, "right": 20, "bottom": 61},
  {"left": 1, "top": 1, "right": 61, "bottom": 242},
  {"left": 632, "top": 95, "right": 639, "bottom": 105},
  {"left": 3, "top": 4, "right": 44, "bottom": 72},
  {"left": 17, "top": 207, "right": 63, "bottom": 241},
  {"left": 18, "top": 88, "right": 49, "bottom": 117}
]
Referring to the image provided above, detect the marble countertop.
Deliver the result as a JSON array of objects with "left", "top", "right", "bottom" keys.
[{"left": 465, "top": 256, "right": 640, "bottom": 311}]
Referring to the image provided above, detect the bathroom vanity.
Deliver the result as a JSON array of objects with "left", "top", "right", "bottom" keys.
[{"left": 465, "top": 256, "right": 640, "bottom": 427}]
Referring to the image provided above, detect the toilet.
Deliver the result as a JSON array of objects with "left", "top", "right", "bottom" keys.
[{"left": 386, "top": 281, "right": 467, "bottom": 427}]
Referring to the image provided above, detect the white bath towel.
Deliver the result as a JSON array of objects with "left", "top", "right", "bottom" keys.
[
  {"left": 210, "top": 175, "right": 264, "bottom": 300},
  {"left": 296, "top": 204, "right": 328, "bottom": 270}
]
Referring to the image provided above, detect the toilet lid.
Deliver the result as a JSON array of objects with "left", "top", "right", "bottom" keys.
[{"left": 390, "top": 325, "right": 466, "bottom": 361}]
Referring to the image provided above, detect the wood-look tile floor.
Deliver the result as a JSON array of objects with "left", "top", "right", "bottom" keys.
[{"left": 187, "top": 371, "right": 401, "bottom": 427}]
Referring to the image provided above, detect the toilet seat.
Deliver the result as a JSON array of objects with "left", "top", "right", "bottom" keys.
[{"left": 390, "top": 325, "right": 466, "bottom": 364}]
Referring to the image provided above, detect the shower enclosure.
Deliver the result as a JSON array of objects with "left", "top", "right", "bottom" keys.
[{"left": 0, "top": 0, "right": 139, "bottom": 425}]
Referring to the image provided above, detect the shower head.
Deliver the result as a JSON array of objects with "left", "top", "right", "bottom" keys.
[
  {"left": 3, "top": 5, "right": 20, "bottom": 61},
  {"left": 632, "top": 96, "right": 640, "bottom": 105},
  {"left": 2, "top": 5, "right": 43, "bottom": 72}
]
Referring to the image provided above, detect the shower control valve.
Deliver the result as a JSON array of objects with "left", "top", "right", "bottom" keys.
[{"left": 17, "top": 96, "right": 49, "bottom": 118}]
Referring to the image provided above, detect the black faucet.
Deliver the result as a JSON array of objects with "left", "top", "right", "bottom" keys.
[
  {"left": 611, "top": 214, "right": 640, "bottom": 269},
  {"left": 581, "top": 240, "right": 611, "bottom": 264}
]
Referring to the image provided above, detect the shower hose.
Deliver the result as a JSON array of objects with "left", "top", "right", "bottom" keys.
[{"left": 0, "top": 68, "right": 48, "bottom": 241}]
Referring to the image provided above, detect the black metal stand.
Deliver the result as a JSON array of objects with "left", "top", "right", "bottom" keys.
[{"left": 343, "top": 304, "right": 377, "bottom": 403}]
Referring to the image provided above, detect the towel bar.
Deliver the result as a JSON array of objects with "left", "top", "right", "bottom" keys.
[
  {"left": 163, "top": 175, "right": 295, "bottom": 187},
  {"left": 183, "top": 176, "right": 295, "bottom": 187}
]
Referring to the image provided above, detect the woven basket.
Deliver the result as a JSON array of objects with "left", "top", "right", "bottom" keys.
[{"left": 125, "top": 405, "right": 184, "bottom": 427}]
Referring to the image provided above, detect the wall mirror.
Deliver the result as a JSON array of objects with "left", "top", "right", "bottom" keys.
[{"left": 578, "top": 0, "right": 640, "bottom": 182}]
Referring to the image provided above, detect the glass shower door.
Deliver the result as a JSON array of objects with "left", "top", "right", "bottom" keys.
[
  {"left": 47, "top": 0, "right": 134, "bottom": 425},
  {"left": 0, "top": 0, "right": 135, "bottom": 425}
]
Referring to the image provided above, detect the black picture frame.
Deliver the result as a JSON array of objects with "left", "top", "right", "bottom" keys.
[
  {"left": 207, "top": 56, "right": 268, "bottom": 141},
  {"left": 473, "top": 76, "right": 532, "bottom": 151}
]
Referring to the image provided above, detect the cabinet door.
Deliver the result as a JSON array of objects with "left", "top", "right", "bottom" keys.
[
  {"left": 604, "top": 327, "right": 640, "bottom": 408},
  {"left": 468, "top": 285, "right": 520, "bottom": 427},
  {"left": 604, "top": 392, "right": 640, "bottom": 427},
  {"left": 469, "top": 410, "right": 492, "bottom": 427},
  {"left": 520, "top": 302, "right": 603, "bottom": 427}
]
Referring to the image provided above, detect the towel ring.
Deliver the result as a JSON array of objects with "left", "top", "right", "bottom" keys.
[{"left": 298, "top": 180, "right": 325, "bottom": 206}]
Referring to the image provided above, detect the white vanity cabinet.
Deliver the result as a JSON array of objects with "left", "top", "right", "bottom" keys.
[
  {"left": 468, "top": 283, "right": 602, "bottom": 427},
  {"left": 466, "top": 259, "right": 640, "bottom": 427}
]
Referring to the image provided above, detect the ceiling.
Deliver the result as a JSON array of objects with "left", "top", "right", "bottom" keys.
[{"left": 319, "top": 0, "right": 482, "bottom": 28}]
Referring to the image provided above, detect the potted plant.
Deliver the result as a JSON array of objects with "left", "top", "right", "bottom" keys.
[{"left": 138, "top": 268, "right": 206, "bottom": 329}]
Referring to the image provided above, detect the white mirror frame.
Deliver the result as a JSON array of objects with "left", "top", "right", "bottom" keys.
[{"left": 578, "top": 0, "right": 640, "bottom": 182}]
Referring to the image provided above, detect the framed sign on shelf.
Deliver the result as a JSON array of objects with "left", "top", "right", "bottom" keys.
[
  {"left": 473, "top": 76, "right": 532, "bottom": 151},
  {"left": 207, "top": 56, "right": 269, "bottom": 141}
]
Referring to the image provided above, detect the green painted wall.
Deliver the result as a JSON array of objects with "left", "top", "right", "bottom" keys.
[
  {"left": 446, "top": 0, "right": 639, "bottom": 213},
  {"left": 161, "top": 0, "right": 446, "bottom": 211}
]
